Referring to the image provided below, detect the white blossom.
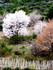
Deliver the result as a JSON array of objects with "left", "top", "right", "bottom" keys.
[
  {"left": 2, "top": 10, "right": 30, "bottom": 38},
  {"left": 18, "top": 27, "right": 29, "bottom": 36},
  {"left": 29, "top": 11, "right": 42, "bottom": 25},
  {"left": 34, "top": 21, "right": 47, "bottom": 34}
]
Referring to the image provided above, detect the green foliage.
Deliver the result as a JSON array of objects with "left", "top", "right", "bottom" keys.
[
  {"left": 0, "top": 42, "right": 6, "bottom": 48},
  {"left": 19, "top": 6, "right": 29, "bottom": 14},
  {"left": 47, "top": 4, "right": 53, "bottom": 19},
  {"left": 0, "top": 0, "right": 53, "bottom": 19},
  {"left": 24, "top": 55, "right": 36, "bottom": 60},
  {"left": 9, "top": 35, "right": 25, "bottom": 44},
  {"left": 24, "top": 54, "right": 46, "bottom": 60},
  {"left": 0, "top": 20, "right": 3, "bottom": 31},
  {"left": 32, "top": 33, "right": 37, "bottom": 39},
  {"left": 3, "top": 67, "right": 12, "bottom": 70},
  {"left": 12, "top": 7, "right": 18, "bottom": 13},
  {"left": 0, "top": 38, "right": 9, "bottom": 44},
  {"left": 6, "top": 5, "right": 14, "bottom": 12},
  {"left": 17, "top": 46, "right": 30, "bottom": 55},
  {"left": 0, "top": 10, "right": 5, "bottom": 15},
  {"left": 25, "top": 33, "right": 37, "bottom": 41},
  {"left": 40, "top": 49, "right": 52, "bottom": 60},
  {"left": 2, "top": 0, "right": 10, "bottom": 3},
  {"left": 23, "top": 67, "right": 31, "bottom": 70},
  {"left": 0, "top": 42, "right": 12, "bottom": 56},
  {"left": 14, "top": 67, "right": 20, "bottom": 70},
  {"left": 8, "top": 33, "right": 37, "bottom": 44},
  {"left": 25, "top": 35, "right": 32, "bottom": 41},
  {"left": 0, "top": 6, "right": 3, "bottom": 10},
  {"left": 22, "top": 48, "right": 29, "bottom": 54}
]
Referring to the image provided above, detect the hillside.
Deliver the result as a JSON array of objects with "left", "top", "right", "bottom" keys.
[
  {"left": 0, "top": 0, "right": 53, "bottom": 16},
  {"left": 0, "top": 0, "right": 53, "bottom": 30}
]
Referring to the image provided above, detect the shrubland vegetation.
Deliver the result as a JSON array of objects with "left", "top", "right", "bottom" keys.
[
  {"left": 9, "top": 33, "right": 37, "bottom": 44},
  {"left": 0, "top": 42, "right": 12, "bottom": 56},
  {"left": 0, "top": 0, "right": 53, "bottom": 15},
  {"left": 2, "top": 67, "right": 47, "bottom": 70},
  {"left": 0, "top": 0, "right": 53, "bottom": 61},
  {"left": 0, "top": 0, "right": 53, "bottom": 30}
]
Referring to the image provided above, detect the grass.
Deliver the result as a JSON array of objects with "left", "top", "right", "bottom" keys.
[{"left": 0, "top": 32, "right": 53, "bottom": 60}]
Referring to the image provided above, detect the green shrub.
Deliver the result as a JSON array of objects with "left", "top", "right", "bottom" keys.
[
  {"left": 25, "top": 35, "right": 32, "bottom": 41},
  {"left": 19, "top": 46, "right": 30, "bottom": 55},
  {"left": 8, "top": 34, "right": 36, "bottom": 44},
  {"left": 32, "top": 33, "right": 37, "bottom": 39},
  {"left": 0, "top": 10, "right": 5, "bottom": 15},
  {"left": 22, "top": 49, "right": 29, "bottom": 54},
  {"left": 0, "top": 38, "right": 9, "bottom": 44},
  {"left": 3, "top": 67, "right": 12, "bottom": 70},
  {"left": 23, "top": 67, "right": 31, "bottom": 70},
  {"left": 0, "top": 42, "right": 6, "bottom": 48},
  {"left": 0, "top": 21, "right": 3, "bottom": 31},
  {"left": 9, "top": 35, "right": 25, "bottom": 44},
  {"left": 19, "top": 6, "right": 29, "bottom": 14},
  {"left": 14, "top": 46, "right": 30, "bottom": 55},
  {"left": 14, "top": 67, "right": 20, "bottom": 70},
  {"left": 24, "top": 55, "right": 36, "bottom": 60},
  {"left": 6, "top": 5, "right": 14, "bottom": 12},
  {"left": 14, "top": 50, "right": 21, "bottom": 55},
  {"left": 12, "top": 7, "right": 18, "bottom": 13},
  {"left": 47, "top": 4, "right": 53, "bottom": 19},
  {"left": 24, "top": 33, "right": 37, "bottom": 42},
  {"left": 0, "top": 42, "right": 12, "bottom": 56}
]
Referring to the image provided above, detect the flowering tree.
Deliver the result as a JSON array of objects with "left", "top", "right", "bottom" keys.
[
  {"left": 34, "top": 21, "right": 46, "bottom": 34},
  {"left": 2, "top": 10, "right": 30, "bottom": 38},
  {"left": 35, "top": 20, "right": 53, "bottom": 48},
  {"left": 29, "top": 11, "right": 42, "bottom": 26},
  {"left": 29, "top": 11, "right": 47, "bottom": 34}
]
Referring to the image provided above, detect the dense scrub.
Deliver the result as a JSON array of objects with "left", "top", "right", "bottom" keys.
[
  {"left": 0, "top": 0, "right": 53, "bottom": 16},
  {"left": 0, "top": 0, "right": 53, "bottom": 30},
  {"left": 0, "top": 0, "right": 53, "bottom": 60}
]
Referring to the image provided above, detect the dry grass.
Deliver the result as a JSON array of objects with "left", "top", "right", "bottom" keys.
[{"left": 0, "top": 31, "right": 4, "bottom": 38}]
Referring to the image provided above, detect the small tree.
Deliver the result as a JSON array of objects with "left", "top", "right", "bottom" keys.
[
  {"left": 2, "top": 10, "right": 30, "bottom": 38},
  {"left": 36, "top": 20, "right": 53, "bottom": 49}
]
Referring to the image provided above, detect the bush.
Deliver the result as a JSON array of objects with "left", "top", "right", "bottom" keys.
[
  {"left": 19, "top": 6, "right": 29, "bottom": 14},
  {"left": 0, "top": 42, "right": 6, "bottom": 48},
  {"left": 0, "top": 10, "right": 5, "bottom": 15},
  {"left": 32, "top": 33, "right": 37, "bottom": 39},
  {"left": 24, "top": 55, "right": 36, "bottom": 60},
  {"left": 25, "top": 35, "right": 32, "bottom": 41},
  {"left": 24, "top": 33, "right": 37, "bottom": 42},
  {"left": 14, "top": 67, "right": 20, "bottom": 70},
  {"left": 14, "top": 50, "right": 21, "bottom": 55},
  {"left": 0, "top": 21, "right": 3, "bottom": 31},
  {"left": 9, "top": 35, "right": 25, "bottom": 44},
  {"left": 47, "top": 4, "right": 53, "bottom": 19},
  {"left": 39, "top": 47, "right": 52, "bottom": 59},
  {"left": 23, "top": 67, "right": 31, "bottom": 70},
  {"left": 9, "top": 34, "right": 36, "bottom": 44},
  {"left": 0, "top": 38, "right": 9, "bottom": 44},
  {"left": 3, "top": 67, "right": 12, "bottom": 70},
  {"left": 12, "top": 7, "right": 18, "bottom": 13},
  {"left": 19, "top": 46, "right": 30, "bottom": 55},
  {"left": 30, "top": 45, "right": 40, "bottom": 56},
  {"left": 14, "top": 46, "right": 30, "bottom": 56},
  {"left": 0, "top": 42, "right": 12, "bottom": 56}
]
